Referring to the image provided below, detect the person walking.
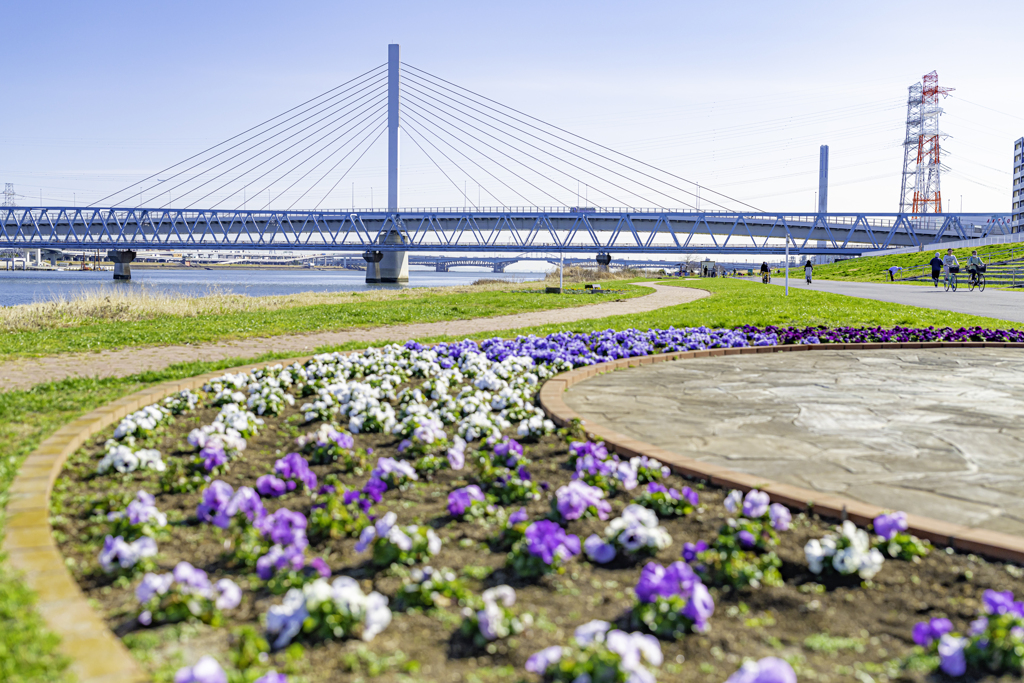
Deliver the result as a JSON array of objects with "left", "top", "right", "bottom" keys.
[
  {"left": 942, "top": 248, "right": 960, "bottom": 290},
  {"left": 804, "top": 259, "right": 813, "bottom": 285},
  {"left": 929, "top": 252, "right": 943, "bottom": 287}
]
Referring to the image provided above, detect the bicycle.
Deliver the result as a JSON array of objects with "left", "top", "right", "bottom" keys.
[
  {"left": 944, "top": 272, "right": 957, "bottom": 292},
  {"left": 968, "top": 270, "right": 986, "bottom": 292},
  {"left": 761, "top": 272, "right": 771, "bottom": 284}
]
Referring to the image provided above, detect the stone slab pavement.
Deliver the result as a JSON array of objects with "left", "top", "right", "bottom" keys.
[
  {"left": 564, "top": 348, "right": 1024, "bottom": 536},
  {"left": 766, "top": 277, "right": 1024, "bottom": 323},
  {"left": 0, "top": 283, "right": 707, "bottom": 392}
]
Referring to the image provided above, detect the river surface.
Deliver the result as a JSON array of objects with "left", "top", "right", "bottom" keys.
[{"left": 0, "top": 268, "right": 546, "bottom": 306}]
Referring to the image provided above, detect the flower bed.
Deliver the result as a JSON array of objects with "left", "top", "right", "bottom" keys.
[{"left": 48, "top": 326, "right": 1024, "bottom": 682}]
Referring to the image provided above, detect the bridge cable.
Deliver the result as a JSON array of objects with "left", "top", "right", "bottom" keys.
[
  {"left": 259, "top": 110, "right": 390, "bottom": 212},
  {"left": 178, "top": 91, "right": 388, "bottom": 210},
  {"left": 312, "top": 121, "right": 389, "bottom": 210},
  {"left": 131, "top": 76, "right": 388, "bottom": 209},
  {"left": 403, "top": 114, "right": 560, "bottom": 208},
  {"left": 224, "top": 103, "right": 391, "bottom": 211},
  {"left": 402, "top": 73, "right": 687, "bottom": 210},
  {"left": 186, "top": 97, "right": 388, "bottom": 211},
  {"left": 404, "top": 89, "right": 614, "bottom": 207},
  {"left": 402, "top": 107, "right": 559, "bottom": 207},
  {"left": 401, "top": 121, "right": 491, "bottom": 209},
  {"left": 92, "top": 64, "right": 386, "bottom": 207},
  {"left": 405, "top": 85, "right": 671, "bottom": 209},
  {"left": 160, "top": 82, "right": 387, "bottom": 209},
  {"left": 401, "top": 63, "right": 760, "bottom": 212}
]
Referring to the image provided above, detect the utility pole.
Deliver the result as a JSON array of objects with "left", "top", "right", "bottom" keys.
[{"left": 3, "top": 183, "right": 15, "bottom": 207}]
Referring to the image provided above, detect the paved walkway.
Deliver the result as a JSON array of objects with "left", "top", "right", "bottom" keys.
[
  {"left": 565, "top": 348, "right": 1024, "bottom": 536},
  {"left": 769, "top": 277, "right": 1024, "bottom": 323},
  {"left": 0, "top": 284, "right": 706, "bottom": 392}
]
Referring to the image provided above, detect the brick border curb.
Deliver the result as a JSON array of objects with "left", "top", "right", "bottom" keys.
[
  {"left": 1, "top": 354, "right": 317, "bottom": 683},
  {"left": 538, "top": 341, "right": 1024, "bottom": 565}
]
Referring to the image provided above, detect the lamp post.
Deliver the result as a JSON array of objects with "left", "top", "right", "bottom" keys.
[{"left": 785, "top": 235, "right": 790, "bottom": 297}]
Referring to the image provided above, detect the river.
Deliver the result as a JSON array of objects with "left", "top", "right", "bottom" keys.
[{"left": 0, "top": 267, "right": 547, "bottom": 306}]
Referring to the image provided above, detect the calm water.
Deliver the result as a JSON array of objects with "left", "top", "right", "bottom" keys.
[{"left": 0, "top": 268, "right": 546, "bottom": 306}]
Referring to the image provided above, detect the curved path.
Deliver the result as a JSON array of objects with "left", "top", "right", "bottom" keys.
[
  {"left": 0, "top": 284, "right": 706, "bottom": 391},
  {"left": 564, "top": 347, "right": 1024, "bottom": 537}
]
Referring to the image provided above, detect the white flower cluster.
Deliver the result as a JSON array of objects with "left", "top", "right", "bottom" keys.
[
  {"left": 290, "top": 345, "right": 555, "bottom": 443},
  {"left": 161, "top": 390, "right": 200, "bottom": 415},
  {"left": 805, "top": 520, "right": 885, "bottom": 579},
  {"left": 112, "top": 404, "right": 171, "bottom": 440},
  {"left": 266, "top": 577, "right": 391, "bottom": 649},
  {"left": 97, "top": 443, "right": 165, "bottom": 475},
  {"left": 585, "top": 504, "right": 672, "bottom": 564},
  {"left": 212, "top": 403, "right": 264, "bottom": 438}
]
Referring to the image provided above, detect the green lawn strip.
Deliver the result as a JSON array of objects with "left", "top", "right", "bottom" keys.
[
  {"left": 350, "top": 279, "right": 1024, "bottom": 348},
  {"left": 813, "top": 242, "right": 1024, "bottom": 284},
  {"left": 0, "top": 284, "right": 651, "bottom": 361}
]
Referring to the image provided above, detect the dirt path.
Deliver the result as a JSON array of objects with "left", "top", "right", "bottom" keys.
[{"left": 0, "top": 284, "right": 706, "bottom": 391}]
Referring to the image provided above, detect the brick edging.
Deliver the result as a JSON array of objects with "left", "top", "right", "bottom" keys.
[
  {"left": 538, "top": 341, "right": 1024, "bottom": 564},
  {"left": 2, "top": 353, "right": 319, "bottom": 683}
]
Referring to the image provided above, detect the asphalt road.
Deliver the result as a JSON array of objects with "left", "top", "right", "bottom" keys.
[{"left": 766, "top": 276, "right": 1024, "bottom": 324}]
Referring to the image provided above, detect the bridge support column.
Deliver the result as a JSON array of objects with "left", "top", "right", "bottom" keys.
[
  {"left": 378, "top": 231, "right": 409, "bottom": 283},
  {"left": 596, "top": 252, "right": 612, "bottom": 272},
  {"left": 363, "top": 250, "right": 384, "bottom": 283},
  {"left": 107, "top": 250, "right": 136, "bottom": 280}
]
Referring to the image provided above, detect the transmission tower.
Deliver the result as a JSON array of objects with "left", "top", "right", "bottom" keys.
[
  {"left": 898, "top": 71, "right": 953, "bottom": 213},
  {"left": 2, "top": 183, "right": 14, "bottom": 207}
]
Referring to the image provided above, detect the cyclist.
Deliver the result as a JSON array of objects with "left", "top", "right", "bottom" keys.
[
  {"left": 759, "top": 261, "right": 770, "bottom": 283},
  {"left": 966, "top": 250, "right": 985, "bottom": 286},
  {"left": 929, "top": 252, "right": 943, "bottom": 287},
  {"left": 942, "top": 248, "right": 959, "bottom": 290}
]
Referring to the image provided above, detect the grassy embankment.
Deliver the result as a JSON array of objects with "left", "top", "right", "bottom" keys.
[
  {"left": 0, "top": 281, "right": 651, "bottom": 360},
  {"left": 2, "top": 276, "right": 1023, "bottom": 681},
  {"left": 813, "top": 242, "right": 1024, "bottom": 285}
]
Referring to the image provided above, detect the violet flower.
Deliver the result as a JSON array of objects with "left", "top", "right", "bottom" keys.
[
  {"left": 174, "top": 656, "right": 227, "bottom": 683},
  {"left": 769, "top": 503, "right": 791, "bottom": 531},
  {"left": 724, "top": 657, "right": 796, "bottom": 683},
  {"left": 524, "top": 520, "right": 580, "bottom": 564},
  {"left": 256, "top": 475, "right": 288, "bottom": 498},
  {"left": 938, "top": 634, "right": 967, "bottom": 676},
  {"left": 873, "top": 511, "right": 908, "bottom": 541},
  {"left": 448, "top": 485, "right": 486, "bottom": 517},
  {"left": 555, "top": 480, "right": 611, "bottom": 521},
  {"left": 682, "top": 540, "right": 708, "bottom": 562},
  {"left": 742, "top": 490, "right": 770, "bottom": 518}
]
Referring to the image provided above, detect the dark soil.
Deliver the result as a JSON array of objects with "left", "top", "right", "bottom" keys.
[{"left": 51, "top": 398, "right": 1024, "bottom": 683}]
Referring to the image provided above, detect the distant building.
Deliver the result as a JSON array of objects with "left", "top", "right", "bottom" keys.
[{"left": 1015, "top": 137, "right": 1024, "bottom": 232}]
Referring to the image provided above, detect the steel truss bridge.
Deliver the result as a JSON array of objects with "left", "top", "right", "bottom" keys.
[{"left": 0, "top": 207, "right": 1012, "bottom": 257}]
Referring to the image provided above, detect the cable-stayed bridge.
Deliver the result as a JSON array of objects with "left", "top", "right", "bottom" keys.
[{"left": 1, "top": 44, "right": 1012, "bottom": 281}]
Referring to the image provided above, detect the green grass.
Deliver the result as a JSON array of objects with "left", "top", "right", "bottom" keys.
[
  {"left": 813, "top": 242, "right": 1024, "bottom": 284},
  {"left": 0, "top": 285, "right": 650, "bottom": 360},
  {"left": 389, "top": 279, "right": 1023, "bottom": 348}
]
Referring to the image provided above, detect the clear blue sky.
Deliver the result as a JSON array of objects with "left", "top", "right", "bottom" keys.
[{"left": 4, "top": 0, "right": 1021, "bottom": 214}]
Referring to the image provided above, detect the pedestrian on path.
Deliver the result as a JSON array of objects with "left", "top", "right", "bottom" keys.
[
  {"left": 888, "top": 265, "right": 903, "bottom": 281},
  {"left": 804, "top": 259, "right": 813, "bottom": 284},
  {"left": 943, "top": 248, "right": 960, "bottom": 289},
  {"left": 929, "top": 252, "right": 943, "bottom": 287}
]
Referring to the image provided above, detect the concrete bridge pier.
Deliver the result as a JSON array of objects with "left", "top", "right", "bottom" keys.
[
  {"left": 377, "top": 231, "right": 409, "bottom": 283},
  {"left": 596, "top": 252, "right": 612, "bottom": 272},
  {"left": 363, "top": 250, "right": 384, "bottom": 283},
  {"left": 107, "top": 250, "right": 137, "bottom": 280},
  {"left": 492, "top": 263, "right": 506, "bottom": 273}
]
